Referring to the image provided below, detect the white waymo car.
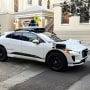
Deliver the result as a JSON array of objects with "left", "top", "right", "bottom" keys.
[{"left": 0, "top": 26, "right": 88, "bottom": 71}]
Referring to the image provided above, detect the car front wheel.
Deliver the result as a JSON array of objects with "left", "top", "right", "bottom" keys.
[
  {"left": 46, "top": 52, "right": 67, "bottom": 71},
  {"left": 0, "top": 46, "right": 7, "bottom": 62}
]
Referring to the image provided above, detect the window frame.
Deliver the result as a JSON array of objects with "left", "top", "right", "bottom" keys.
[
  {"left": 6, "top": 31, "right": 45, "bottom": 43},
  {"left": 38, "top": 0, "right": 42, "bottom": 6},
  {"left": 47, "top": 0, "right": 50, "bottom": 9},
  {"left": 6, "top": 32, "right": 22, "bottom": 40},
  {"left": 14, "top": 0, "right": 18, "bottom": 12},
  {"left": 27, "top": 0, "right": 32, "bottom": 4},
  {"left": 21, "top": 32, "right": 45, "bottom": 43}
]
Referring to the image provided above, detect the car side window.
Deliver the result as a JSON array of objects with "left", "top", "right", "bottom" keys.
[
  {"left": 6, "top": 32, "right": 22, "bottom": 40},
  {"left": 22, "top": 32, "right": 44, "bottom": 43},
  {"left": 6, "top": 33, "right": 12, "bottom": 38}
]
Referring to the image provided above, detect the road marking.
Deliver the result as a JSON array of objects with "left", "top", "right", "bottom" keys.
[{"left": 0, "top": 67, "right": 46, "bottom": 90}]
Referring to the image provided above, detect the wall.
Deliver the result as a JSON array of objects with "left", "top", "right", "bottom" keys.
[
  {"left": 54, "top": 1, "right": 90, "bottom": 45},
  {"left": 0, "top": 0, "right": 14, "bottom": 13},
  {"left": 0, "top": 13, "right": 14, "bottom": 35},
  {"left": 18, "top": 0, "right": 54, "bottom": 12},
  {"left": 55, "top": 30, "right": 90, "bottom": 45}
]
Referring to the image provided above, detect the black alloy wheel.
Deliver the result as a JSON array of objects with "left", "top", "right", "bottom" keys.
[
  {"left": 0, "top": 46, "right": 7, "bottom": 62},
  {"left": 46, "top": 52, "right": 67, "bottom": 71}
]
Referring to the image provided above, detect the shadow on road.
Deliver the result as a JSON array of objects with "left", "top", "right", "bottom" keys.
[
  {"left": 67, "top": 65, "right": 88, "bottom": 72},
  {"left": 7, "top": 57, "right": 47, "bottom": 68},
  {"left": 7, "top": 57, "right": 90, "bottom": 73},
  {"left": 9, "top": 61, "right": 90, "bottom": 90}
]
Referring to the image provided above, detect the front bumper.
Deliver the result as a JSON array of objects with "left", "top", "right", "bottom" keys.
[
  {"left": 66, "top": 49, "right": 88, "bottom": 66},
  {"left": 68, "top": 56, "right": 88, "bottom": 66}
]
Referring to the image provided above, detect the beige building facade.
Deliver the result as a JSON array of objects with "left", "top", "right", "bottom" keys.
[
  {"left": 54, "top": 0, "right": 90, "bottom": 44},
  {"left": 0, "top": 0, "right": 15, "bottom": 34},
  {"left": 0, "top": 0, "right": 54, "bottom": 34},
  {"left": 18, "top": 0, "right": 54, "bottom": 11},
  {"left": 0, "top": 0, "right": 90, "bottom": 44}
]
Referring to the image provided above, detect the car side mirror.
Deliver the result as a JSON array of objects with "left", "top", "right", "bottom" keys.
[{"left": 32, "top": 39, "right": 40, "bottom": 44}]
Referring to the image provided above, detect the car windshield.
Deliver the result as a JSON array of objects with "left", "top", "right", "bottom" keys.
[{"left": 44, "top": 32, "right": 62, "bottom": 42}]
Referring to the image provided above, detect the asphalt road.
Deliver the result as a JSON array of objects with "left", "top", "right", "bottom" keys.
[
  {"left": 8, "top": 56, "right": 90, "bottom": 90},
  {"left": 0, "top": 58, "right": 47, "bottom": 90},
  {"left": 0, "top": 55, "right": 90, "bottom": 90}
]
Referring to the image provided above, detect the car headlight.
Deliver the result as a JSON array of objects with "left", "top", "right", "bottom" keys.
[
  {"left": 64, "top": 49, "right": 72, "bottom": 53},
  {"left": 64, "top": 49, "right": 80, "bottom": 55}
]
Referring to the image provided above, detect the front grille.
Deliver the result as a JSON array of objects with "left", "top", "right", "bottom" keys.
[{"left": 82, "top": 49, "right": 88, "bottom": 58}]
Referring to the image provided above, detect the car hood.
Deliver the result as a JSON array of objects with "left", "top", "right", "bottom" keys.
[{"left": 55, "top": 39, "right": 87, "bottom": 52}]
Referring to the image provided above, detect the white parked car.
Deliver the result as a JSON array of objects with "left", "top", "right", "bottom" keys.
[{"left": 0, "top": 27, "right": 88, "bottom": 71}]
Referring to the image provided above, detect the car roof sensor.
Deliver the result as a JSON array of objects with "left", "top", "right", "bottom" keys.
[{"left": 15, "top": 26, "right": 45, "bottom": 33}]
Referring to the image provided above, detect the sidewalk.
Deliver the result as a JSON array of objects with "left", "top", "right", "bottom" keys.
[
  {"left": 68, "top": 45, "right": 90, "bottom": 90},
  {"left": 67, "top": 74, "right": 90, "bottom": 90}
]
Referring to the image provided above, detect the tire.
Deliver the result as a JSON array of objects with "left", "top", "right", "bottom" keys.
[
  {"left": 0, "top": 46, "right": 7, "bottom": 62},
  {"left": 46, "top": 52, "right": 67, "bottom": 71}
]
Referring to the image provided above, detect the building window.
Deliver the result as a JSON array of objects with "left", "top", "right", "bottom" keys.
[
  {"left": 62, "top": 11, "right": 69, "bottom": 24},
  {"left": 61, "top": 0, "right": 90, "bottom": 24},
  {"left": 28, "top": 0, "right": 32, "bottom": 4},
  {"left": 47, "top": 0, "right": 50, "bottom": 9},
  {"left": 80, "top": 2, "right": 89, "bottom": 23},
  {"left": 70, "top": 0, "right": 89, "bottom": 23},
  {"left": 38, "top": 0, "right": 42, "bottom": 6},
  {"left": 14, "top": 0, "right": 18, "bottom": 12},
  {"left": 61, "top": 2, "right": 69, "bottom": 24}
]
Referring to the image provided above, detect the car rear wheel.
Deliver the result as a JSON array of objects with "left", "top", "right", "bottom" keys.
[
  {"left": 46, "top": 52, "right": 67, "bottom": 71},
  {"left": 0, "top": 46, "right": 7, "bottom": 62}
]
